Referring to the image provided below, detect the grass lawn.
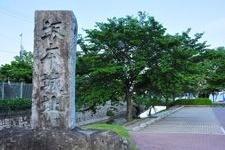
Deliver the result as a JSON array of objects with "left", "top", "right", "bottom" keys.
[{"left": 84, "top": 123, "right": 137, "bottom": 150}]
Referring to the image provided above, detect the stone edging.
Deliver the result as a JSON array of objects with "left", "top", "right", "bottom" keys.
[{"left": 124, "top": 106, "right": 184, "bottom": 131}]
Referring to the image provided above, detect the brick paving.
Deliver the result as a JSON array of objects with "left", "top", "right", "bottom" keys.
[
  {"left": 130, "top": 107, "right": 225, "bottom": 150},
  {"left": 130, "top": 132, "right": 225, "bottom": 150},
  {"left": 212, "top": 107, "right": 225, "bottom": 129},
  {"left": 141, "top": 107, "right": 224, "bottom": 135}
]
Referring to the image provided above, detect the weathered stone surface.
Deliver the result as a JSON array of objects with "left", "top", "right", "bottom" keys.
[
  {"left": 0, "top": 115, "right": 31, "bottom": 130},
  {"left": 90, "top": 129, "right": 129, "bottom": 150},
  {"left": 32, "top": 10, "right": 77, "bottom": 129},
  {"left": 0, "top": 128, "right": 129, "bottom": 150}
]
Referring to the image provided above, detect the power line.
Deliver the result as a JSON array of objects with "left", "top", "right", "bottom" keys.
[
  {"left": 0, "top": 7, "right": 32, "bottom": 65},
  {"left": 1, "top": 7, "right": 33, "bottom": 19},
  {"left": 0, "top": 58, "right": 14, "bottom": 65},
  {"left": 0, "top": 34, "right": 20, "bottom": 54},
  {"left": 0, "top": 50, "right": 18, "bottom": 54},
  {"left": 0, "top": 34, "right": 18, "bottom": 41},
  {"left": 0, "top": 9, "right": 32, "bottom": 24},
  {"left": 0, "top": 49, "right": 18, "bottom": 55},
  {"left": 0, "top": 7, "right": 33, "bottom": 21}
]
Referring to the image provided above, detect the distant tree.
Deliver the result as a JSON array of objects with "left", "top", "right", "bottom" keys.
[
  {"left": 203, "top": 47, "right": 225, "bottom": 95},
  {"left": 0, "top": 50, "right": 33, "bottom": 83},
  {"left": 134, "top": 29, "right": 208, "bottom": 105},
  {"left": 150, "top": 30, "right": 208, "bottom": 102}
]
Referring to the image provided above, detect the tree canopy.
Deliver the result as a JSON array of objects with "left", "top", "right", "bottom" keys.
[
  {"left": 76, "top": 12, "right": 208, "bottom": 121},
  {"left": 0, "top": 50, "right": 33, "bottom": 83}
]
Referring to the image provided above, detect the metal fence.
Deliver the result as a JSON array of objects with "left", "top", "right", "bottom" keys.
[{"left": 0, "top": 81, "right": 32, "bottom": 100}]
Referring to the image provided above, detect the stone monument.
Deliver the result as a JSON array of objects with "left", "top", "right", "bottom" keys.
[{"left": 32, "top": 10, "right": 76, "bottom": 129}]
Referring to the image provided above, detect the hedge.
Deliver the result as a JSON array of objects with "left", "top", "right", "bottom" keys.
[
  {"left": 170, "top": 98, "right": 212, "bottom": 106},
  {"left": 0, "top": 98, "right": 31, "bottom": 112}
]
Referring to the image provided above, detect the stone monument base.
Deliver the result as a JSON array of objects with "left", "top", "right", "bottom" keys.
[{"left": 0, "top": 127, "right": 129, "bottom": 150}]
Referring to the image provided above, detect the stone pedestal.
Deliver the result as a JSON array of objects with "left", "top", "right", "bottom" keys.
[
  {"left": 0, "top": 128, "right": 129, "bottom": 150},
  {"left": 32, "top": 11, "right": 77, "bottom": 129}
]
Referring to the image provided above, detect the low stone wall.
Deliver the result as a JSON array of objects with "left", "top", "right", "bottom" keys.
[
  {"left": 0, "top": 115, "right": 31, "bottom": 130},
  {"left": 76, "top": 102, "right": 126, "bottom": 126},
  {"left": 0, "top": 102, "right": 127, "bottom": 130}
]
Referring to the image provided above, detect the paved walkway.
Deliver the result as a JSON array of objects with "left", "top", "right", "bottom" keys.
[{"left": 130, "top": 107, "right": 225, "bottom": 150}]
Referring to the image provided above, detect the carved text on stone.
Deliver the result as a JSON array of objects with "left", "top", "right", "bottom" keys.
[{"left": 40, "top": 20, "right": 65, "bottom": 124}]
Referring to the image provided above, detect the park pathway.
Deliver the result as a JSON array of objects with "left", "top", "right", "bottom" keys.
[{"left": 130, "top": 107, "right": 225, "bottom": 150}]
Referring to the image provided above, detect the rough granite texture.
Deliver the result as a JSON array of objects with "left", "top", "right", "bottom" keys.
[
  {"left": 0, "top": 128, "right": 129, "bottom": 150},
  {"left": 32, "top": 10, "right": 77, "bottom": 130}
]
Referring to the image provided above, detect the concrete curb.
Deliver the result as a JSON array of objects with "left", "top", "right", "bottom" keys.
[{"left": 125, "top": 106, "right": 184, "bottom": 131}]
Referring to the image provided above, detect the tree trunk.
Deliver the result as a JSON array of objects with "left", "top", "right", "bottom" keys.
[
  {"left": 125, "top": 90, "right": 133, "bottom": 122},
  {"left": 148, "top": 106, "right": 152, "bottom": 117},
  {"left": 165, "top": 97, "right": 169, "bottom": 108}
]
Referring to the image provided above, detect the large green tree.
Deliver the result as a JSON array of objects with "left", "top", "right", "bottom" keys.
[{"left": 77, "top": 12, "right": 166, "bottom": 121}]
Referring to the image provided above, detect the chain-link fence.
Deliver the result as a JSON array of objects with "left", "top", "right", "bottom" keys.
[{"left": 0, "top": 81, "right": 32, "bottom": 100}]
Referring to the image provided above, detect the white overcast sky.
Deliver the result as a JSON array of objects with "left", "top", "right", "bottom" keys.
[{"left": 0, "top": 0, "right": 225, "bottom": 65}]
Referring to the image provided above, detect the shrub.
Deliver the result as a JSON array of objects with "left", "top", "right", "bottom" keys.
[
  {"left": 106, "top": 109, "right": 115, "bottom": 117},
  {"left": 170, "top": 98, "right": 212, "bottom": 106},
  {"left": 0, "top": 98, "right": 31, "bottom": 112}
]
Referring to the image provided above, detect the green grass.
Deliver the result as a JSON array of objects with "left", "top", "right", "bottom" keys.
[
  {"left": 84, "top": 123, "right": 137, "bottom": 150},
  {"left": 85, "top": 123, "right": 129, "bottom": 138}
]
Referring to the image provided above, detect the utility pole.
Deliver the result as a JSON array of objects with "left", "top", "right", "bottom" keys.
[{"left": 19, "top": 33, "right": 25, "bottom": 59}]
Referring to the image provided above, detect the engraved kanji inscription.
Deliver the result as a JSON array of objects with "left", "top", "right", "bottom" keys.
[{"left": 32, "top": 11, "right": 77, "bottom": 129}]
